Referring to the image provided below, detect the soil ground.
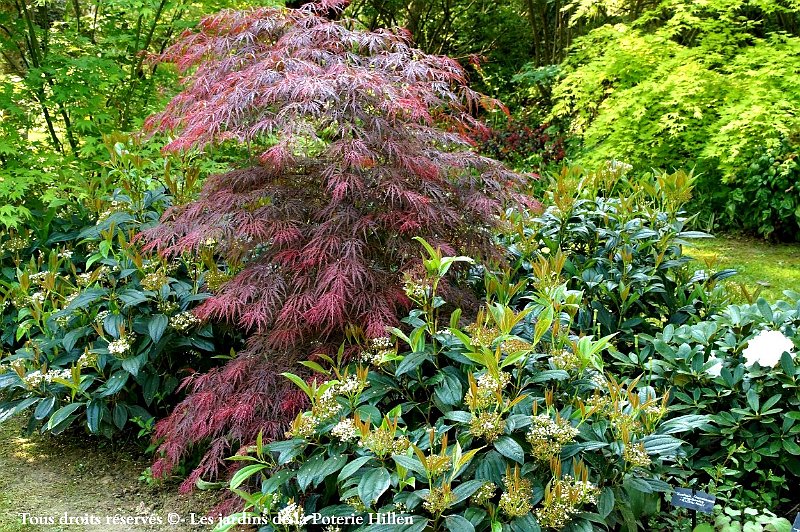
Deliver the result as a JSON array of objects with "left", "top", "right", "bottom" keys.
[{"left": 0, "top": 418, "right": 218, "bottom": 532}]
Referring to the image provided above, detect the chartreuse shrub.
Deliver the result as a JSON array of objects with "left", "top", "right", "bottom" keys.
[
  {"left": 612, "top": 293, "right": 800, "bottom": 513},
  {"left": 215, "top": 242, "right": 708, "bottom": 532},
  {"left": 546, "top": 0, "right": 800, "bottom": 240},
  {"left": 501, "top": 165, "right": 735, "bottom": 348},
  {"left": 0, "top": 140, "right": 231, "bottom": 437}
]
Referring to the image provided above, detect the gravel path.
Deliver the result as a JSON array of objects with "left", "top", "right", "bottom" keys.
[{"left": 0, "top": 418, "right": 217, "bottom": 532}]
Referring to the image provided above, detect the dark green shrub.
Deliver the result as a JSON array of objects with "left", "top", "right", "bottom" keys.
[
  {"left": 215, "top": 243, "right": 707, "bottom": 531},
  {"left": 717, "top": 139, "right": 800, "bottom": 242},
  {"left": 616, "top": 293, "right": 800, "bottom": 512},
  {"left": 500, "top": 167, "right": 735, "bottom": 347},
  {"left": 0, "top": 141, "right": 235, "bottom": 438}
]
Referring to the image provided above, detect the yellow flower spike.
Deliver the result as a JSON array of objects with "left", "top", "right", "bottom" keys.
[
  {"left": 532, "top": 399, "right": 539, "bottom": 416},
  {"left": 545, "top": 388, "right": 554, "bottom": 408}
]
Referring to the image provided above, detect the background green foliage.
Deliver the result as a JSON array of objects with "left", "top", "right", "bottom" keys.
[
  {"left": 543, "top": 0, "right": 800, "bottom": 240},
  {"left": 0, "top": 0, "right": 275, "bottom": 228}
]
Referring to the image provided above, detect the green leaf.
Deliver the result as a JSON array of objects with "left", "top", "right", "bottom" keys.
[
  {"left": 781, "top": 351, "right": 795, "bottom": 376},
  {"left": 96, "top": 371, "right": 128, "bottom": 397},
  {"left": 86, "top": 400, "right": 103, "bottom": 434},
  {"left": 297, "top": 454, "right": 326, "bottom": 491},
  {"left": 443, "top": 411, "right": 473, "bottom": 423},
  {"left": 641, "top": 435, "right": 683, "bottom": 456},
  {"left": 143, "top": 374, "right": 160, "bottom": 407},
  {"left": 782, "top": 439, "right": 800, "bottom": 455},
  {"left": 46, "top": 402, "right": 84, "bottom": 431},
  {"left": 396, "top": 351, "right": 430, "bottom": 376},
  {"left": 229, "top": 464, "right": 269, "bottom": 490},
  {"left": 260, "top": 470, "right": 294, "bottom": 495},
  {"left": 598, "top": 487, "right": 615, "bottom": 518},
  {"left": 358, "top": 467, "right": 391, "bottom": 507},
  {"left": 756, "top": 298, "right": 774, "bottom": 322},
  {"left": 112, "top": 404, "right": 128, "bottom": 429},
  {"left": 494, "top": 436, "right": 524, "bottom": 464},
  {"left": 312, "top": 455, "right": 348, "bottom": 488},
  {"left": 338, "top": 456, "right": 373, "bottom": 482},
  {"left": 148, "top": 314, "right": 168, "bottom": 343},
  {"left": 117, "top": 288, "right": 148, "bottom": 307},
  {"left": 445, "top": 515, "right": 475, "bottom": 532},
  {"left": 451, "top": 480, "right": 486, "bottom": 504},
  {"left": 392, "top": 455, "right": 427, "bottom": 477},
  {"left": 434, "top": 368, "right": 463, "bottom": 406},
  {"left": 746, "top": 387, "right": 759, "bottom": 412},
  {"left": 33, "top": 397, "right": 56, "bottom": 420}
]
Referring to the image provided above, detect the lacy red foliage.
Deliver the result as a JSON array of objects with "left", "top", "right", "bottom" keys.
[{"left": 142, "top": 1, "right": 537, "bottom": 487}]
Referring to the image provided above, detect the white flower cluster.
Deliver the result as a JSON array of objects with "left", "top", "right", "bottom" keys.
[
  {"left": 477, "top": 371, "right": 511, "bottom": 394},
  {"left": 276, "top": 502, "right": 308, "bottom": 526},
  {"left": 58, "top": 249, "right": 73, "bottom": 259},
  {"left": 331, "top": 418, "right": 359, "bottom": 442},
  {"left": 29, "top": 291, "right": 46, "bottom": 305},
  {"left": 108, "top": 334, "right": 134, "bottom": 356},
  {"left": 335, "top": 375, "right": 365, "bottom": 396},
  {"left": 29, "top": 271, "right": 49, "bottom": 286},
  {"left": 403, "top": 277, "right": 431, "bottom": 300},
  {"left": 359, "top": 336, "right": 394, "bottom": 365},
  {"left": 95, "top": 310, "right": 110, "bottom": 324},
  {"left": 606, "top": 159, "right": 633, "bottom": 173},
  {"left": 77, "top": 353, "right": 97, "bottom": 368},
  {"left": 2, "top": 236, "right": 28, "bottom": 252},
  {"left": 526, "top": 414, "right": 580, "bottom": 461},
  {"left": 169, "top": 311, "right": 200, "bottom": 332},
  {"left": 742, "top": 329, "right": 796, "bottom": 368},
  {"left": 25, "top": 368, "right": 72, "bottom": 387}
]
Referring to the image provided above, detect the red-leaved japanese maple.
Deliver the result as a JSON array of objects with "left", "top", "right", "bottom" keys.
[{"left": 142, "top": 0, "right": 536, "bottom": 490}]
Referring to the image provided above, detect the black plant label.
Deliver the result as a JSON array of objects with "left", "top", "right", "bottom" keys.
[{"left": 670, "top": 488, "right": 715, "bottom": 513}]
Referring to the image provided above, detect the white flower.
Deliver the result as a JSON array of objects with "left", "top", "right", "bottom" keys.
[
  {"left": 705, "top": 357, "right": 723, "bottom": 377},
  {"left": 108, "top": 334, "right": 134, "bottom": 356},
  {"left": 276, "top": 502, "right": 308, "bottom": 526},
  {"left": 742, "top": 329, "right": 795, "bottom": 368},
  {"left": 331, "top": 418, "right": 358, "bottom": 442},
  {"left": 169, "top": 311, "right": 200, "bottom": 332}
]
